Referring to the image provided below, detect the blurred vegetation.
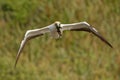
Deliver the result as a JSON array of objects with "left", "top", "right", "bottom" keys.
[{"left": 0, "top": 0, "right": 120, "bottom": 80}]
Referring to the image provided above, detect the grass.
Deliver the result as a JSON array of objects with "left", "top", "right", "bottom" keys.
[{"left": 0, "top": 0, "right": 120, "bottom": 80}]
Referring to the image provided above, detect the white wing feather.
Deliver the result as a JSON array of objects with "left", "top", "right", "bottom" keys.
[
  {"left": 61, "top": 22, "right": 112, "bottom": 48},
  {"left": 14, "top": 26, "right": 50, "bottom": 67}
]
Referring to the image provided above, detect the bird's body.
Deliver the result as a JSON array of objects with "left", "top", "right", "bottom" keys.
[
  {"left": 14, "top": 21, "right": 113, "bottom": 67},
  {"left": 48, "top": 22, "right": 61, "bottom": 39}
]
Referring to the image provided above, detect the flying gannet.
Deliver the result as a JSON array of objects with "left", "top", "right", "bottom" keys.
[{"left": 14, "top": 21, "right": 113, "bottom": 67}]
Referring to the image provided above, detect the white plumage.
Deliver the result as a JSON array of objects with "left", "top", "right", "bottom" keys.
[{"left": 14, "top": 21, "right": 113, "bottom": 67}]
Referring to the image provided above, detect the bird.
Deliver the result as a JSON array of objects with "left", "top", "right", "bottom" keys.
[{"left": 14, "top": 21, "right": 113, "bottom": 67}]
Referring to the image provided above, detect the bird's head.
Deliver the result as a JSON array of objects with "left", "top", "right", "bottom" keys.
[{"left": 55, "top": 21, "right": 61, "bottom": 27}]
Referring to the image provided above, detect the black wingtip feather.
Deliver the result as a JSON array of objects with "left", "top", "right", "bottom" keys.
[{"left": 89, "top": 26, "right": 113, "bottom": 48}]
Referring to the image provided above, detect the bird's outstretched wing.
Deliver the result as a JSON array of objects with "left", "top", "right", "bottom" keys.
[
  {"left": 61, "top": 22, "right": 113, "bottom": 48},
  {"left": 14, "top": 27, "right": 50, "bottom": 68}
]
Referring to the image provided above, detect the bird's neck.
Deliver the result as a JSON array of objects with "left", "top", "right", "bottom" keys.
[{"left": 55, "top": 24, "right": 62, "bottom": 36}]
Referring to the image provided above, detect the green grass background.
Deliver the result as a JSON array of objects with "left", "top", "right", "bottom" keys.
[{"left": 0, "top": 0, "right": 119, "bottom": 80}]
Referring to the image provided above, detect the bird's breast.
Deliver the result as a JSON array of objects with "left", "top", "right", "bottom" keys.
[
  {"left": 50, "top": 31, "right": 60, "bottom": 39},
  {"left": 48, "top": 23, "right": 60, "bottom": 39}
]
